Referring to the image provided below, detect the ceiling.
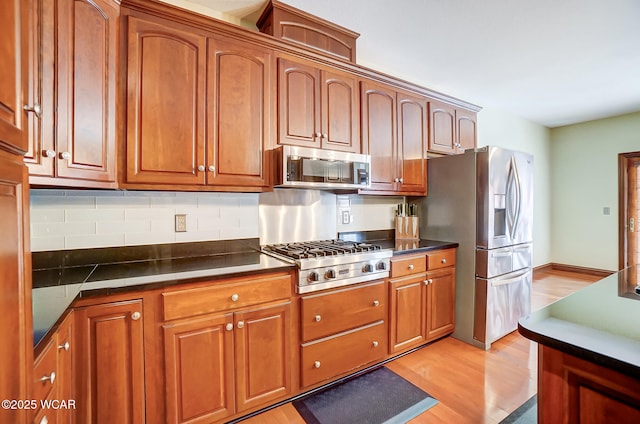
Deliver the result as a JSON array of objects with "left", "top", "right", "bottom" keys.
[{"left": 179, "top": 0, "right": 640, "bottom": 128}]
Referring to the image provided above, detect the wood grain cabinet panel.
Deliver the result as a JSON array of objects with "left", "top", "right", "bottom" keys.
[
  {"left": 207, "top": 37, "right": 272, "bottom": 188},
  {"left": 389, "top": 274, "right": 427, "bottom": 353},
  {"left": 277, "top": 57, "right": 359, "bottom": 152},
  {"left": 125, "top": 16, "right": 206, "bottom": 185},
  {"left": 75, "top": 300, "right": 145, "bottom": 424},
  {"left": 428, "top": 99, "right": 477, "bottom": 155},
  {"left": 163, "top": 313, "right": 235, "bottom": 424},
  {"left": 0, "top": 152, "right": 32, "bottom": 424},
  {"left": 361, "top": 82, "right": 427, "bottom": 195},
  {"left": 0, "top": 0, "right": 29, "bottom": 154},
  {"left": 425, "top": 267, "right": 456, "bottom": 341},
  {"left": 24, "top": 0, "right": 119, "bottom": 186}
]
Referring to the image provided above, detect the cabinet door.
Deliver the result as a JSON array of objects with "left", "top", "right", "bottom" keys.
[
  {"left": 55, "top": 0, "right": 118, "bottom": 182},
  {"left": 428, "top": 100, "right": 456, "bottom": 155},
  {"left": 321, "top": 69, "right": 360, "bottom": 152},
  {"left": 126, "top": 16, "right": 206, "bottom": 185},
  {"left": 425, "top": 267, "right": 456, "bottom": 341},
  {"left": 207, "top": 37, "right": 271, "bottom": 188},
  {"left": 360, "top": 80, "right": 396, "bottom": 192},
  {"left": 163, "top": 313, "right": 235, "bottom": 424},
  {"left": 0, "top": 0, "right": 29, "bottom": 153},
  {"left": 397, "top": 92, "right": 427, "bottom": 194},
  {"left": 0, "top": 154, "right": 32, "bottom": 424},
  {"left": 277, "top": 58, "right": 321, "bottom": 148},
  {"left": 23, "top": 0, "right": 55, "bottom": 177},
  {"left": 75, "top": 300, "right": 145, "bottom": 424},
  {"left": 235, "top": 301, "right": 292, "bottom": 412},
  {"left": 57, "top": 311, "right": 74, "bottom": 424},
  {"left": 389, "top": 274, "right": 426, "bottom": 354},
  {"left": 456, "top": 109, "right": 477, "bottom": 153}
]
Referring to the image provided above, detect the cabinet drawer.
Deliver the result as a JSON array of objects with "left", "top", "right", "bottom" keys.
[
  {"left": 33, "top": 337, "right": 58, "bottom": 403},
  {"left": 390, "top": 254, "right": 426, "bottom": 278},
  {"left": 301, "top": 281, "right": 386, "bottom": 342},
  {"left": 301, "top": 321, "right": 387, "bottom": 388},
  {"left": 427, "top": 249, "right": 456, "bottom": 270},
  {"left": 163, "top": 273, "right": 292, "bottom": 321}
]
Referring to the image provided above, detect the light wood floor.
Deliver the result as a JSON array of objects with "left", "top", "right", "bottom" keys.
[{"left": 241, "top": 268, "right": 602, "bottom": 424}]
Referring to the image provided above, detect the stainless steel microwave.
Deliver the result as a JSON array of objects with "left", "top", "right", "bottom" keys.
[{"left": 274, "top": 145, "right": 371, "bottom": 190}]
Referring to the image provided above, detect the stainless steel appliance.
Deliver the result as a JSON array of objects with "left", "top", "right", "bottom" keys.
[
  {"left": 274, "top": 145, "right": 371, "bottom": 190},
  {"left": 421, "top": 146, "right": 533, "bottom": 349},
  {"left": 262, "top": 240, "right": 392, "bottom": 293}
]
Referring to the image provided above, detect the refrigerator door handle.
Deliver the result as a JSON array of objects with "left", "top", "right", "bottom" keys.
[
  {"left": 506, "top": 157, "right": 522, "bottom": 239},
  {"left": 490, "top": 269, "right": 530, "bottom": 287}
]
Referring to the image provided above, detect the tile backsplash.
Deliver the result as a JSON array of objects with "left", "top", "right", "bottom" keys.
[{"left": 30, "top": 190, "right": 259, "bottom": 252}]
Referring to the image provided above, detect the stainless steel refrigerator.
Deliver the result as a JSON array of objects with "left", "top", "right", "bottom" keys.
[{"left": 420, "top": 146, "right": 533, "bottom": 349}]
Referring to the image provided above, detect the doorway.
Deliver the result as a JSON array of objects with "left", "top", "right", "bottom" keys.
[{"left": 619, "top": 152, "right": 640, "bottom": 284}]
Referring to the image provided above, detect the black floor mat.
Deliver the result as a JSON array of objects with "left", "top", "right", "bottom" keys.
[{"left": 293, "top": 367, "right": 438, "bottom": 424}]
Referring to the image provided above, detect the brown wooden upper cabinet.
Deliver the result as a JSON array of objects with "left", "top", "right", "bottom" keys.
[
  {"left": 125, "top": 14, "right": 271, "bottom": 190},
  {"left": 277, "top": 57, "right": 360, "bottom": 153},
  {"left": 24, "top": 0, "right": 119, "bottom": 187},
  {"left": 428, "top": 99, "right": 477, "bottom": 155},
  {"left": 360, "top": 80, "right": 427, "bottom": 195}
]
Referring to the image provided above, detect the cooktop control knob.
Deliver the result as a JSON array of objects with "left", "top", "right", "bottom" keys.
[
  {"left": 325, "top": 269, "right": 336, "bottom": 280},
  {"left": 376, "top": 261, "right": 387, "bottom": 271},
  {"left": 308, "top": 271, "right": 319, "bottom": 282},
  {"left": 363, "top": 263, "right": 374, "bottom": 273}
]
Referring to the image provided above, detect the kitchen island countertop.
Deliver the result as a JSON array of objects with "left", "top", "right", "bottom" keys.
[{"left": 518, "top": 266, "right": 640, "bottom": 378}]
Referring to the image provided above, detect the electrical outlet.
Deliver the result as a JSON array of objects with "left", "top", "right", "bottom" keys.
[
  {"left": 175, "top": 214, "right": 187, "bottom": 232},
  {"left": 341, "top": 210, "right": 350, "bottom": 224}
]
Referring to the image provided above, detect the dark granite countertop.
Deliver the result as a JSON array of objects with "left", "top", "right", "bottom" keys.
[
  {"left": 518, "top": 266, "right": 640, "bottom": 378},
  {"left": 339, "top": 229, "right": 459, "bottom": 255},
  {"left": 32, "top": 239, "right": 294, "bottom": 348}
]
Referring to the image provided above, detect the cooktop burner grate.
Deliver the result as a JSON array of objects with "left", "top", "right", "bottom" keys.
[{"left": 263, "top": 240, "right": 381, "bottom": 260}]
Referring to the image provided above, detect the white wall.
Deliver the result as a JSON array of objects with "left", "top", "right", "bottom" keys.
[
  {"left": 477, "top": 107, "right": 552, "bottom": 267},
  {"left": 549, "top": 111, "right": 640, "bottom": 271},
  {"left": 30, "top": 190, "right": 259, "bottom": 251}
]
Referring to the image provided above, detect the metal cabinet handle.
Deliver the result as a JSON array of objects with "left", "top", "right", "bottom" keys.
[
  {"left": 237, "top": 321, "right": 244, "bottom": 329},
  {"left": 58, "top": 341, "right": 70, "bottom": 351},
  {"left": 408, "top": 264, "right": 414, "bottom": 270},
  {"left": 399, "top": 178, "right": 404, "bottom": 183},
  {"left": 424, "top": 279, "right": 432, "bottom": 285},
  {"left": 314, "top": 360, "right": 321, "bottom": 369},
  {"left": 131, "top": 311, "right": 141, "bottom": 321},
  {"left": 39, "top": 415, "right": 49, "bottom": 424},
  {"left": 40, "top": 371, "right": 56, "bottom": 385},
  {"left": 197, "top": 165, "right": 205, "bottom": 172},
  {"left": 208, "top": 165, "right": 215, "bottom": 172},
  {"left": 314, "top": 315, "right": 322, "bottom": 322},
  {"left": 231, "top": 293, "right": 239, "bottom": 302},
  {"left": 372, "top": 340, "right": 379, "bottom": 348},
  {"left": 322, "top": 133, "right": 328, "bottom": 139},
  {"left": 24, "top": 103, "right": 42, "bottom": 118},
  {"left": 441, "top": 258, "right": 447, "bottom": 264},
  {"left": 315, "top": 132, "right": 322, "bottom": 138},
  {"left": 394, "top": 178, "right": 399, "bottom": 182},
  {"left": 225, "top": 323, "right": 233, "bottom": 331},
  {"left": 59, "top": 151, "right": 71, "bottom": 160},
  {"left": 372, "top": 300, "right": 380, "bottom": 307},
  {"left": 43, "top": 149, "right": 56, "bottom": 158}
]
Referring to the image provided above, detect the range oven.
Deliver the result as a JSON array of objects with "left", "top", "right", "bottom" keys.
[{"left": 262, "top": 240, "right": 392, "bottom": 293}]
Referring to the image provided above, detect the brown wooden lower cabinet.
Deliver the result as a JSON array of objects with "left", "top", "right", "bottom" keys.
[
  {"left": 389, "top": 273, "right": 427, "bottom": 353},
  {"left": 425, "top": 266, "right": 456, "bottom": 341},
  {"left": 74, "top": 300, "right": 145, "bottom": 424},
  {"left": 539, "top": 345, "right": 640, "bottom": 423}
]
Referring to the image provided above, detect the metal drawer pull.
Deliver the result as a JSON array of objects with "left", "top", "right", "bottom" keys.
[
  {"left": 408, "top": 264, "right": 414, "bottom": 270},
  {"left": 237, "top": 321, "right": 244, "bottom": 329},
  {"left": 225, "top": 323, "right": 233, "bottom": 331},
  {"left": 131, "top": 312, "right": 141, "bottom": 321},
  {"left": 59, "top": 151, "right": 71, "bottom": 160},
  {"left": 23, "top": 103, "right": 42, "bottom": 118},
  {"left": 372, "top": 300, "right": 380, "bottom": 307},
  {"left": 314, "top": 361, "right": 321, "bottom": 369},
  {"left": 197, "top": 165, "right": 205, "bottom": 172},
  {"left": 40, "top": 371, "right": 56, "bottom": 385},
  {"left": 372, "top": 341, "right": 379, "bottom": 348},
  {"left": 44, "top": 149, "right": 56, "bottom": 158},
  {"left": 58, "top": 341, "right": 70, "bottom": 351},
  {"left": 39, "top": 416, "right": 48, "bottom": 424},
  {"left": 231, "top": 293, "right": 239, "bottom": 302},
  {"left": 314, "top": 315, "right": 322, "bottom": 322},
  {"left": 208, "top": 165, "right": 215, "bottom": 172},
  {"left": 441, "top": 258, "right": 447, "bottom": 264}
]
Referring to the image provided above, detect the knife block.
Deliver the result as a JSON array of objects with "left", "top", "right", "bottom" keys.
[{"left": 395, "top": 216, "right": 419, "bottom": 240}]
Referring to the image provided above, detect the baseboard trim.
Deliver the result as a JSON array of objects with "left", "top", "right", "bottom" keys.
[{"left": 533, "top": 263, "right": 614, "bottom": 278}]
